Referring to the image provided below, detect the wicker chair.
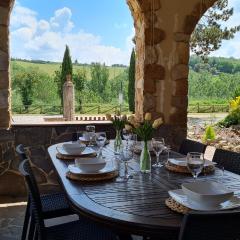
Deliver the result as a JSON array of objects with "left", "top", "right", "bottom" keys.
[
  {"left": 179, "top": 211, "right": 240, "bottom": 240},
  {"left": 212, "top": 148, "right": 240, "bottom": 175},
  {"left": 16, "top": 145, "right": 73, "bottom": 240},
  {"left": 19, "top": 159, "right": 118, "bottom": 240},
  {"left": 178, "top": 139, "right": 207, "bottom": 156}
]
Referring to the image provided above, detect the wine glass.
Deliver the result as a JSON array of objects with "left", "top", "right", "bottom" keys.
[
  {"left": 122, "top": 128, "right": 133, "bottom": 150},
  {"left": 116, "top": 148, "right": 133, "bottom": 182},
  {"left": 86, "top": 125, "right": 95, "bottom": 146},
  {"left": 129, "top": 134, "right": 138, "bottom": 153},
  {"left": 187, "top": 152, "right": 205, "bottom": 180},
  {"left": 151, "top": 138, "right": 165, "bottom": 168},
  {"left": 95, "top": 132, "right": 106, "bottom": 159}
]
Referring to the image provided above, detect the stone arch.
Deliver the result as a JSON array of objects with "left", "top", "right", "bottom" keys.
[{"left": 0, "top": 0, "right": 220, "bottom": 148}]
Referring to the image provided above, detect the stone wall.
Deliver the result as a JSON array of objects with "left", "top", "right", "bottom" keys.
[{"left": 0, "top": 124, "right": 115, "bottom": 197}]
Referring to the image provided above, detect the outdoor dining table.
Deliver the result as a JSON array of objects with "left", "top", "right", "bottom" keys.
[{"left": 48, "top": 141, "right": 240, "bottom": 239}]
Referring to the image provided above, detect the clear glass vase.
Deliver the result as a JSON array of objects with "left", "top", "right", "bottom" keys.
[
  {"left": 114, "top": 129, "right": 123, "bottom": 155},
  {"left": 140, "top": 141, "right": 151, "bottom": 173}
]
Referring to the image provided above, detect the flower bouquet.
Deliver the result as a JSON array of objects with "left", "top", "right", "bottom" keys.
[
  {"left": 126, "top": 113, "right": 163, "bottom": 173},
  {"left": 106, "top": 112, "right": 127, "bottom": 154}
]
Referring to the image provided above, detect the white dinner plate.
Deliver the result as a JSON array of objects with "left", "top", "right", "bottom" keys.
[
  {"left": 168, "top": 158, "right": 216, "bottom": 167},
  {"left": 68, "top": 163, "right": 116, "bottom": 175},
  {"left": 57, "top": 146, "right": 96, "bottom": 156},
  {"left": 168, "top": 189, "right": 240, "bottom": 211}
]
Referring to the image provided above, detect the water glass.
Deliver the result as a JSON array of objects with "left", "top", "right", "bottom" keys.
[
  {"left": 86, "top": 125, "right": 95, "bottom": 146},
  {"left": 129, "top": 134, "right": 138, "bottom": 153},
  {"left": 151, "top": 138, "right": 165, "bottom": 168},
  {"left": 96, "top": 132, "right": 106, "bottom": 159},
  {"left": 122, "top": 128, "right": 133, "bottom": 150},
  {"left": 187, "top": 152, "right": 205, "bottom": 180},
  {"left": 115, "top": 148, "right": 133, "bottom": 182}
]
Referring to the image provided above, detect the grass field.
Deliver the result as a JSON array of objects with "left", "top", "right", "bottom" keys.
[{"left": 11, "top": 60, "right": 126, "bottom": 80}]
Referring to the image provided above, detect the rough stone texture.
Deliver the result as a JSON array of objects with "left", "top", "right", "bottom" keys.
[
  {"left": 0, "top": 50, "right": 9, "bottom": 71},
  {"left": 0, "top": 7, "right": 10, "bottom": 26},
  {"left": 183, "top": 15, "right": 200, "bottom": 34},
  {"left": 172, "top": 80, "right": 188, "bottom": 96},
  {"left": 0, "top": 89, "right": 9, "bottom": 107},
  {"left": 63, "top": 75, "right": 75, "bottom": 121},
  {"left": 174, "top": 33, "right": 190, "bottom": 43},
  {"left": 0, "top": 26, "right": 9, "bottom": 53},
  {"left": 0, "top": 0, "right": 13, "bottom": 8},
  {"left": 0, "top": 124, "right": 116, "bottom": 197},
  {"left": 171, "top": 64, "right": 189, "bottom": 81},
  {"left": 145, "top": 28, "right": 165, "bottom": 45},
  {"left": 0, "top": 71, "right": 9, "bottom": 89}
]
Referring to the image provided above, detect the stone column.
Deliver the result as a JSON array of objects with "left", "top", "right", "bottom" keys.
[
  {"left": 63, "top": 74, "right": 75, "bottom": 121},
  {"left": 0, "top": 0, "right": 14, "bottom": 129}
]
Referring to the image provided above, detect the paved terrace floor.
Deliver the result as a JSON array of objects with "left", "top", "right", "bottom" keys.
[{"left": 0, "top": 197, "right": 144, "bottom": 240}]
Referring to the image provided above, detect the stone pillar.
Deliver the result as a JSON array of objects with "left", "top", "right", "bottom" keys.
[
  {"left": 0, "top": 0, "right": 14, "bottom": 129},
  {"left": 63, "top": 74, "right": 75, "bottom": 121}
]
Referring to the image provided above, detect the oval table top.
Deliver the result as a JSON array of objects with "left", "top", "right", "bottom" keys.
[{"left": 48, "top": 142, "right": 240, "bottom": 238}]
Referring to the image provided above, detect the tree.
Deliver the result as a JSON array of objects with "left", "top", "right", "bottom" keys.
[
  {"left": 14, "top": 68, "right": 38, "bottom": 110},
  {"left": 73, "top": 69, "right": 86, "bottom": 111},
  {"left": 56, "top": 45, "right": 73, "bottom": 105},
  {"left": 191, "top": 0, "right": 240, "bottom": 59},
  {"left": 89, "top": 63, "right": 109, "bottom": 101},
  {"left": 128, "top": 49, "right": 135, "bottom": 112}
]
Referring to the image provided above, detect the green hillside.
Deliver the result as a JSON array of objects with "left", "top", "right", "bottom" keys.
[{"left": 11, "top": 60, "right": 126, "bottom": 80}]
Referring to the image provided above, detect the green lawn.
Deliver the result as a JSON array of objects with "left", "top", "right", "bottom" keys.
[{"left": 11, "top": 60, "right": 126, "bottom": 80}]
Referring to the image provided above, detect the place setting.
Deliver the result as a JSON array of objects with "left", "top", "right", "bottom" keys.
[
  {"left": 59, "top": 126, "right": 119, "bottom": 182},
  {"left": 165, "top": 152, "right": 240, "bottom": 214}
]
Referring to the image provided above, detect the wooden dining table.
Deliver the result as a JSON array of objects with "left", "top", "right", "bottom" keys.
[{"left": 48, "top": 141, "right": 240, "bottom": 239}]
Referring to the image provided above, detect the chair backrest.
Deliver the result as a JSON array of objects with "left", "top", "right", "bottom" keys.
[
  {"left": 178, "top": 139, "right": 207, "bottom": 156},
  {"left": 16, "top": 144, "right": 27, "bottom": 162},
  {"left": 179, "top": 211, "right": 240, "bottom": 240},
  {"left": 19, "top": 160, "right": 46, "bottom": 239},
  {"left": 55, "top": 132, "right": 79, "bottom": 143},
  {"left": 212, "top": 148, "right": 240, "bottom": 175}
]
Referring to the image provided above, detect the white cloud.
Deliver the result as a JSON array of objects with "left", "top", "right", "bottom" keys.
[
  {"left": 10, "top": 4, "right": 133, "bottom": 65},
  {"left": 50, "top": 7, "right": 74, "bottom": 33}
]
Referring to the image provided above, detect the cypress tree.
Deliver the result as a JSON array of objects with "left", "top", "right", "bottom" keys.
[
  {"left": 128, "top": 48, "right": 135, "bottom": 113},
  {"left": 59, "top": 45, "right": 73, "bottom": 105}
]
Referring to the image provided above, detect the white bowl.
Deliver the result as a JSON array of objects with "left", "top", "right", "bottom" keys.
[
  {"left": 75, "top": 157, "right": 106, "bottom": 173},
  {"left": 62, "top": 142, "right": 86, "bottom": 155},
  {"left": 182, "top": 181, "right": 234, "bottom": 207}
]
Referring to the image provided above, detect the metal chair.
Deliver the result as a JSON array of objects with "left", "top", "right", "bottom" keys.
[
  {"left": 19, "top": 159, "right": 118, "bottom": 240},
  {"left": 179, "top": 211, "right": 240, "bottom": 240},
  {"left": 212, "top": 148, "right": 240, "bottom": 175},
  {"left": 16, "top": 145, "right": 74, "bottom": 240},
  {"left": 178, "top": 139, "right": 207, "bottom": 156}
]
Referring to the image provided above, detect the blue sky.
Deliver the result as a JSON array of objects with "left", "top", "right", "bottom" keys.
[
  {"left": 10, "top": 0, "right": 240, "bottom": 65},
  {"left": 10, "top": 0, "right": 134, "bottom": 65}
]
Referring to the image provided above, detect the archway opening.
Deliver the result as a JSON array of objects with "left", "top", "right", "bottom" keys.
[{"left": 9, "top": 0, "right": 142, "bottom": 121}]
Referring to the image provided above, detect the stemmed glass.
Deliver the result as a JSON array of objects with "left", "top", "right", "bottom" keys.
[
  {"left": 86, "top": 125, "right": 95, "bottom": 146},
  {"left": 151, "top": 138, "right": 165, "bottom": 168},
  {"left": 116, "top": 148, "right": 133, "bottom": 182},
  {"left": 187, "top": 152, "right": 205, "bottom": 180},
  {"left": 129, "top": 134, "right": 138, "bottom": 153},
  {"left": 95, "top": 132, "right": 106, "bottom": 159},
  {"left": 122, "top": 128, "right": 133, "bottom": 150}
]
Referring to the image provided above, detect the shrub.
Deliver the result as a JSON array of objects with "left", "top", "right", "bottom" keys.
[{"left": 202, "top": 125, "right": 216, "bottom": 143}]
